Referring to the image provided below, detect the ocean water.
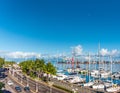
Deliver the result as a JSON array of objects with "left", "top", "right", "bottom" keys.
[
  {"left": 55, "top": 63, "right": 120, "bottom": 73},
  {"left": 50, "top": 59, "right": 120, "bottom": 84}
]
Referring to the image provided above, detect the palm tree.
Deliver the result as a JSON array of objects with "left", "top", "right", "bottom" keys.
[
  {"left": 0, "top": 82, "right": 5, "bottom": 92},
  {"left": 35, "top": 59, "right": 46, "bottom": 78},
  {"left": 46, "top": 62, "right": 57, "bottom": 82}
]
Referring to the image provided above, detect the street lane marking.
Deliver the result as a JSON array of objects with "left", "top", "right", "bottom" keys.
[{"left": 8, "top": 74, "right": 36, "bottom": 93}]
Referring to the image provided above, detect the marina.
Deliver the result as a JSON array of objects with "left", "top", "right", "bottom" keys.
[{"left": 47, "top": 54, "right": 120, "bottom": 93}]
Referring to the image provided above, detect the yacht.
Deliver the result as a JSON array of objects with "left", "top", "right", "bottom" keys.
[
  {"left": 84, "top": 81, "right": 94, "bottom": 87},
  {"left": 67, "top": 76, "right": 85, "bottom": 83},
  {"left": 56, "top": 73, "right": 67, "bottom": 80},
  {"left": 90, "top": 70, "right": 99, "bottom": 77},
  {"left": 106, "top": 86, "right": 120, "bottom": 92},
  {"left": 112, "top": 72, "right": 120, "bottom": 78},
  {"left": 104, "top": 80, "right": 112, "bottom": 88},
  {"left": 92, "top": 83, "right": 105, "bottom": 89},
  {"left": 67, "top": 68, "right": 80, "bottom": 73},
  {"left": 100, "top": 71, "right": 111, "bottom": 78},
  {"left": 84, "top": 53, "right": 94, "bottom": 87}
]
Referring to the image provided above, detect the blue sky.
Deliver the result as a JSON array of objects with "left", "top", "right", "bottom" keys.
[{"left": 0, "top": 0, "right": 120, "bottom": 55}]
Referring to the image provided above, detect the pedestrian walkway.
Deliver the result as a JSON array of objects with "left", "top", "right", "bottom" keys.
[
  {"left": 4, "top": 84, "right": 16, "bottom": 93},
  {"left": 0, "top": 77, "right": 16, "bottom": 93}
]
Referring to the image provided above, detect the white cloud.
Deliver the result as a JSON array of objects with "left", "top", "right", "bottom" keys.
[
  {"left": 0, "top": 51, "right": 41, "bottom": 59},
  {"left": 84, "top": 56, "right": 91, "bottom": 60},
  {"left": 100, "top": 48, "right": 109, "bottom": 56},
  {"left": 111, "top": 49, "right": 119, "bottom": 56},
  {"left": 72, "top": 45, "right": 83, "bottom": 56},
  {"left": 100, "top": 48, "right": 119, "bottom": 56}
]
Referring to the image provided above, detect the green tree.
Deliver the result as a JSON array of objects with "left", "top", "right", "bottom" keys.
[
  {"left": 0, "top": 82, "right": 5, "bottom": 91},
  {"left": 35, "top": 59, "right": 46, "bottom": 78},
  {"left": 19, "top": 59, "right": 57, "bottom": 79},
  {"left": 4, "top": 61, "right": 16, "bottom": 67},
  {"left": 0, "top": 58, "right": 5, "bottom": 68},
  {"left": 46, "top": 62, "right": 57, "bottom": 75}
]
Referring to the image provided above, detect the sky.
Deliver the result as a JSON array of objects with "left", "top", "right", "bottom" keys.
[{"left": 0, "top": 0, "right": 120, "bottom": 59}]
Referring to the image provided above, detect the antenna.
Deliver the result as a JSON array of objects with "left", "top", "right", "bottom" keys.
[
  {"left": 88, "top": 52, "right": 90, "bottom": 82},
  {"left": 98, "top": 43, "right": 101, "bottom": 81}
]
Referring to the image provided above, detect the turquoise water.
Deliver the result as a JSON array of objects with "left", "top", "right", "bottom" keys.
[
  {"left": 50, "top": 59, "right": 120, "bottom": 84},
  {"left": 56, "top": 63, "right": 120, "bottom": 73},
  {"left": 44, "top": 58, "right": 120, "bottom": 84}
]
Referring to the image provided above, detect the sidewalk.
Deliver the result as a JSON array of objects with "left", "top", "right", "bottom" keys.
[{"left": 4, "top": 84, "right": 16, "bottom": 93}]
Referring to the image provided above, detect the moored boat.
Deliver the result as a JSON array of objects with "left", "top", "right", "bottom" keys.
[
  {"left": 106, "top": 86, "right": 120, "bottom": 92},
  {"left": 84, "top": 81, "right": 94, "bottom": 87},
  {"left": 92, "top": 83, "right": 105, "bottom": 89}
]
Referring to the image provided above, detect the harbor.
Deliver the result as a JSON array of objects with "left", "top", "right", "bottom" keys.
[
  {"left": 47, "top": 54, "right": 120, "bottom": 93},
  {"left": 0, "top": 0, "right": 120, "bottom": 93}
]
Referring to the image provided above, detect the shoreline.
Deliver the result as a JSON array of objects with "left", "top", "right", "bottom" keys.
[{"left": 58, "top": 61, "right": 120, "bottom": 64}]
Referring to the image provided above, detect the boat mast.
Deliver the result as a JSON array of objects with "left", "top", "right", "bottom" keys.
[
  {"left": 110, "top": 56, "right": 113, "bottom": 85},
  {"left": 88, "top": 52, "right": 90, "bottom": 82},
  {"left": 57, "top": 51, "right": 59, "bottom": 70},
  {"left": 98, "top": 43, "right": 101, "bottom": 81}
]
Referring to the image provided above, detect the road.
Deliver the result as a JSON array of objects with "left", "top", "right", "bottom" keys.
[
  {"left": 7, "top": 76, "right": 32, "bottom": 93},
  {"left": 1, "top": 68, "right": 66, "bottom": 93},
  {"left": 0, "top": 69, "right": 33, "bottom": 93},
  {"left": 14, "top": 72, "right": 66, "bottom": 93}
]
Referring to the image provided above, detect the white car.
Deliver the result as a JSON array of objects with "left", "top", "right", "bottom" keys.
[{"left": 7, "top": 80, "right": 13, "bottom": 85}]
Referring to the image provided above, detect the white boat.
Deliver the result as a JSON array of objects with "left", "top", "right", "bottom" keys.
[
  {"left": 104, "top": 82, "right": 112, "bottom": 88},
  {"left": 84, "top": 53, "right": 94, "bottom": 87},
  {"left": 56, "top": 73, "right": 67, "bottom": 80},
  {"left": 103, "top": 80, "right": 112, "bottom": 88},
  {"left": 67, "top": 76, "right": 85, "bottom": 83},
  {"left": 100, "top": 71, "right": 111, "bottom": 78},
  {"left": 67, "top": 68, "right": 80, "bottom": 73},
  {"left": 92, "top": 84, "right": 105, "bottom": 89},
  {"left": 84, "top": 82, "right": 94, "bottom": 87},
  {"left": 91, "top": 70, "right": 99, "bottom": 76},
  {"left": 112, "top": 72, "right": 120, "bottom": 78},
  {"left": 67, "top": 68, "right": 73, "bottom": 73},
  {"left": 106, "top": 86, "right": 120, "bottom": 92}
]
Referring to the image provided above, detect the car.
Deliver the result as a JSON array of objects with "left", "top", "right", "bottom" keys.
[
  {"left": 15, "top": 86, "right": 22, "bottom": 92},
  {"left": 7, "top": 80, "right": 13, "bottom": 85},
  {"left": 24, "top": 86, "right": 30, "bottom": 92},
  {"left": 22, "top": 76, "right": 26, "bottom": 80}
]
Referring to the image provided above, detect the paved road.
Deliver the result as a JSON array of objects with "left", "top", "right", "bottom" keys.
[
  {"left": 7, "top": 74, "right": 32, "bottom": 93},
  {"left": 0, "top": 70, "right": 33, "bottom": 93},
  {"left": 14, "top": 73, "right": 66, "bottom": 93},
  {"left": 0, "top": 70, "right": 16, "bottom": 93}
]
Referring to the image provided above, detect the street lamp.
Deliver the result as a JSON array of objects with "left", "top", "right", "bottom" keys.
[
  {"left": 26, "top": 76, "right": 29, "bottom": 87},
  {"left": 72, "top": 88, "right": 78, "bottom": 93},
  {"left": 48, "top": 81, "right": 54, "bottom": 93},
  {"left": 20, "top": 74, "right": 23, "bottom": 84},
  {"left": 35, "top": 79, "right": 39, "bottom": 93}
]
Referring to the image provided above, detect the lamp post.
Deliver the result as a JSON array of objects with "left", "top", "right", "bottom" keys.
[
  {"left": 35, "top": 79, "right": 38, "bottom": 93},
  {"left": 26, "top": 76, "right": 29, "bottom": 87},
  {"left": 48, "top": 81, "right": 54, "bottom": 93},
  {"left": 72, "top": 88, "right": 78, "bottom": 93},
  {"left": 21, "top": 74, "right": 22, "bottom": 84}
]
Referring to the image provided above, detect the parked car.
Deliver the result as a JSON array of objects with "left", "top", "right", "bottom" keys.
[
  {"left": 24, "top": 86, "right": 30, "bottom": 92},
  {"left": 22, "top": 76, "right": 26, "bottom": 80},
  {"left": 7, "top": 80, "right": 13, "bottom": 85},
  {"left": 15, "top": 86, "right": 22, "bottom": 92}
]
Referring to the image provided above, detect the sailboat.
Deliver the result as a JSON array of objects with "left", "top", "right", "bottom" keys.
[
  {"left": 106, "top": 56, "right": 120, "bottom": 92},
  {"left": 67, "top": 57, "right": 80, "bottom": 74},
  {"left": 92, "top": 44, "right": 105, "bottom": 89},
  {"left": 84, "top": 53, "right": 94, "bottom": 87},
  {"left": 100, "top": 56, "right": 111, "bottom": 78},
  {"left": 106, "top": 86, "right": 120, "bottom": 92}
]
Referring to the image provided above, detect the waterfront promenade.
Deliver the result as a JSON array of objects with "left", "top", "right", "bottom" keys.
[{"left": 8, "top": 68, "right": 120, "bottom": 93}]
